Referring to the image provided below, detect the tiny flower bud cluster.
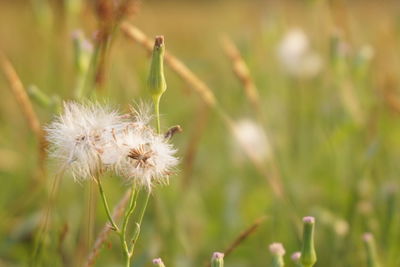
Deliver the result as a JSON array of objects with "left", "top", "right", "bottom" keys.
[{"left": 46, "top": 101, "right": 178, "bottom": 189}]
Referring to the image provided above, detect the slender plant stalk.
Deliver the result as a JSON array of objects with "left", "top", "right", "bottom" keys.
[
  {"left": 129, "top": 191, "right": 151, "bottom": 256},
  {"left": 96, "top": 177, "right": 142, "bottom": 267},
  {"left": 153, "top": 95, "right": 161, "bottom": 134},
  {"left": 120, "top": 185, "right": 138, "bottom": 266},
  {"left": 96, "top": 177, "right": 120, "bottom": 232}
]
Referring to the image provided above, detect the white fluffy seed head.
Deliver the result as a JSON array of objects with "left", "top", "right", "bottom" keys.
[
  {"left": 46, "top": 101, "right": 178, "bottom": 189},
  {"left": 113, "top": 123, "right": 178, "bottom": 189},
  {"left": 277, "top": 28, "right": 322, "bottom": 78},
  {"left": 232, "top": 119, "right": 271, "bottom": 163},
  {"left": 46, "top": 101, "right": 126, "bottom": 181}
]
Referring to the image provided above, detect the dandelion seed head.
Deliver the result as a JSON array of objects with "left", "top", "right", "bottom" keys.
[
  {"left": 115, "top": 124, "right": 178, "bottom": 189},
  {"left": 46, "top": 101, "right": 126, "bottom": 180},
  {"left": 232, "top": 119, "right": 271, "bottom": 163},
  {"left": 129, "top": 102, "right": 153, "bottom": 130},
  {"left": 46, "top": 101, "right": 178, "bottom": 187},
  {"left": 278, "top": 28, "right": 322, "bottom": 78}
]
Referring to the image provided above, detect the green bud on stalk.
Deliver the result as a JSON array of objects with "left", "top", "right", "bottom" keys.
[
  {"left": 291, "top": 252, "right": 302, "bottom": 267},
  {"left": 72, "top": 30, "right": 93, "bottom": 99},
  {"left": 269, "top": 243, "right": 285, "bottom": 267},
  {"left": 148, "top": 36, "right": 166, "bottom": 98},
  {"left": 148, "top": 36, "right": 166, "bottom": 133},
  {"left": 72, "top": 30, "right": 92, "bottom": 74},
  {"left": 363, "top": 233, "right": 381, "bottom": 267},
  {"left": 300, "top": 216, "right": 317, "bottom": 267},
  {"left": 211, "top": 252, "right": 224, "bottom": 267}
]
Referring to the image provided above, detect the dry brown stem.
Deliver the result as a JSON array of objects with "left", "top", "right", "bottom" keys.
[
  {"left": 0, "top": 50, "right": 47, "bottom": 180},
  {"left": 205, "top": 216, "right": 267, "bottom": 267},
  {"left": 0, "top": 51, "right": 42, "bottom": 138},
  {"left": 220, "top": 35, "right": 261, "bottom": 115}
]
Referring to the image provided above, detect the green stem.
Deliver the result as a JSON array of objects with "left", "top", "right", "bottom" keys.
[
  {"left": 96, "top": 177, "right": 120, "bottom": 232},
  {"left": 129, "top": 191, "right": 151, "bottom": 256},
  {"left": 153, "top": 95, "right": 161, "bottom": 134},
  {"left": 120, "top": 184, "right": 139, "bottom": 266}
]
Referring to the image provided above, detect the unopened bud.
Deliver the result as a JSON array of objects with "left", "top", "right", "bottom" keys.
[
  {"left": 300, "top": 216, "right": 317, "bottom": 267},
  {"left": 363, "top": 233, "right": 381, "bottom": 267},
  {"left": 269, "top": 243, "right": 285, "bottom": 267},
  {"left": 148, "top": 36, "right": 166, "bottom": 99},
  {"left": 72, "top": 30, "right": 93, "bottom": 73},
  {"left": 291, "top": 252, "right": 302, "bottom": 266},
  {"left": 211, "top": 252, "right": 224, "bottom": 267},
  {"left": 152, "top": 258, "right": 166, "bottom": 267}
]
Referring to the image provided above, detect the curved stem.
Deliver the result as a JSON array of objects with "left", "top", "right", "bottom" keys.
[
  {"left": 120, "top": 184, "right": 138, "bottom": 266},
  {"left": 129, "top": 191, "right": 151, "bottom": 255},
  {"left": 96, "top": 177, "right": 120, "bottom": 232}
]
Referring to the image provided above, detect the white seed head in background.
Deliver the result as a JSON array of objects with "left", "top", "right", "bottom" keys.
[
  {"left": 232, "top": 119, "right": 271, "bottom": 163},
  {"left": 358, "top": 44, "right": 375, "bottom": 62},
  {"left": 277, "top": 28, "right": 323, "bottom": 79}
]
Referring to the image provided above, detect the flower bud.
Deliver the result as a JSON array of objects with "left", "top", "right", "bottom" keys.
[
  {"left": 211, "top": 252, "right": 224, "bottom": 267},
  {"left": 148, "top": 36, "right": 167, "bottom": 99},
  {"left": 269, "top": 243, "right": 285, "bottom": 267},
  {"left": 72, "top": 30, "right": 93, "bottom": 99},
  {"left": 72, "top": 30, "right": 93, "bottom": 74},
  {"left": 152, "top": 258, "right": 166, "bottom": 267},
  {"left": 363, "top": 233, "right": 381, "bottom": 267},
  {"left": 300, "top": 216, "right": 317, "bottom": 267},
  {"left": 291, "top": 252, "right": 302, "bottom": 267}
]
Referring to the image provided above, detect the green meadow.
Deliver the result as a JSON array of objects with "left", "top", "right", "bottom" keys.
[{"left": 0, "top": 1, "right": 399, "bottom": 266}]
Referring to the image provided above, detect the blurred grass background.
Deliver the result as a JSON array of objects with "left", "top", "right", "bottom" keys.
[{"left": 1, "top": 0, "right": 400, "bottom": 266}]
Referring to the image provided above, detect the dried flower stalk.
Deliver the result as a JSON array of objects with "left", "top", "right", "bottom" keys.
[{"left": 220, "top": 35, "right": 261, "bottom": 115}]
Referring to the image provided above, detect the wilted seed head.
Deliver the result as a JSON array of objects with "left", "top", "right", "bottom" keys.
[
  {"left": 46, "top": 101, "right": 179, "bottom": 188},
  {"left": 111, "top": 104, "right": 178, "bottom": 189},
  {"left": 152, "top": 258, "right": 166, "bottom": 267},
  {"left": 114, "top": 122, "right": 178, "bottom": 189},
  {"left": 46, "top": 101, "right": 126, "bottom": 181}
]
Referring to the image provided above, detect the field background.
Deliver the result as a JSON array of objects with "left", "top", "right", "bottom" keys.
[{"left": 1, "top": 0, "right": 400, "bottom": 266}]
